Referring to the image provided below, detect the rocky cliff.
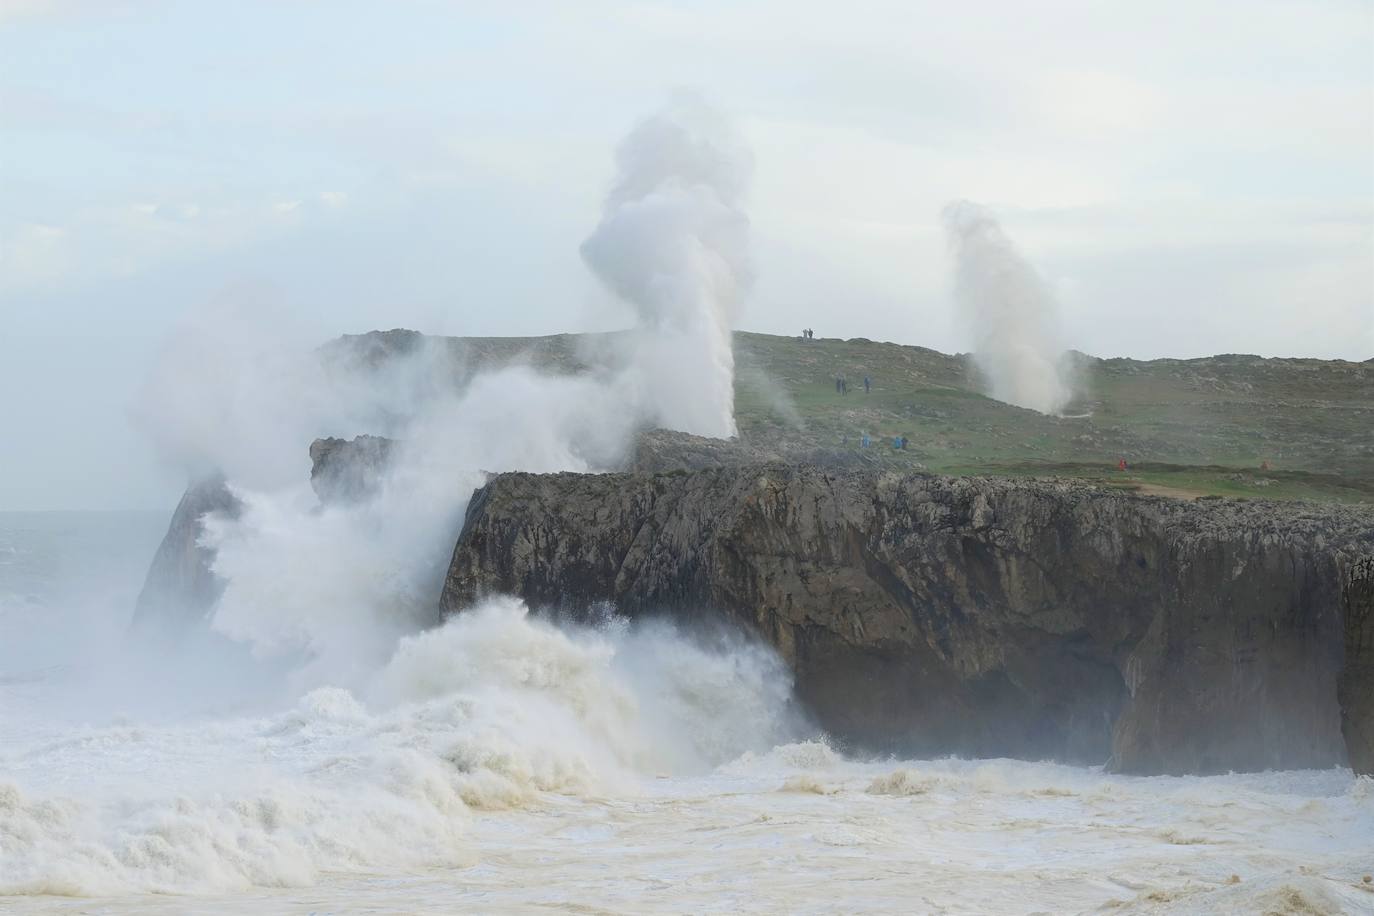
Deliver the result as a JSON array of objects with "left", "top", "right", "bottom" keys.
[
  {"left": 309, "top": 435, "right": 395, "bottom": 503},
  {"left": 443, "top": 466, "right": 1374, "bottom": 775},
  {"left": 302, "top": 428, "right": 879, "bottom": 502},
  {"left": 130, "top": 475, "right": 240, "bottom": 634},
  {"left": 1341, "top": 556, "right": 1374, "bottom": 775}
]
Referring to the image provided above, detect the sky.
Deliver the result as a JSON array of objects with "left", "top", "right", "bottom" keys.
[{"left": 2, "top": 0, "right": 1372, "bottom": 510}]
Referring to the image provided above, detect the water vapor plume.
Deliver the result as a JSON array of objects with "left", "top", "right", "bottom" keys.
[
  {"left": 126, "top": 95, "right": 761, "bottom": 688},
  {"left": 581, "top": 93, "right": 753, "bottom": 438},
  {"left": 942, "top": 201, "right": 1074, "bottom": 415}
]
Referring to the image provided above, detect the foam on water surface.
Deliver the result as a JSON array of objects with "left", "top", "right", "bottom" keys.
[{"left": 3, "top": 511, "right": 1372, "bottom": 912}]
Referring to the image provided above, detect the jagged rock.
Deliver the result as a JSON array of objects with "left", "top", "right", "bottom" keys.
[
  {"left": 1341, "top": 556, "right": 1374, "bottom": 775},
  {"left": 309, "top": 435, "right": 396, "bottom": 503},
  {"left": 443, "top": 466, "right": 1374, "bottom": 774},
  {"left": 303, "top": 429, "right": 874, "bottom": 499},
  {"left": 130, "top": 475, "right": 240, "bottom": 634}
]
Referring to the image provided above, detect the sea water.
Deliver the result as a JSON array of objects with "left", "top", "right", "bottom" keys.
[{"left": 2, "top": 511, "right": 1371, "bottom": 915}]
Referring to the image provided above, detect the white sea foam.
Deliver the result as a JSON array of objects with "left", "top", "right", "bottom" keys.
[
  {"left": 0, "top": 598, "right": 802, "bottom": 897},
  {"left": 5, "top": 94, "right": 1371, "bottom": 911},
  {"left": 4, "top": 640, "right": 1371, "bottom": 910}
]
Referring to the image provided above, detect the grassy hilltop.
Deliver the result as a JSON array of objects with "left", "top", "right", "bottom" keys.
[{"left": 330, "top": 329, "right": 1374, "bottom": 502}]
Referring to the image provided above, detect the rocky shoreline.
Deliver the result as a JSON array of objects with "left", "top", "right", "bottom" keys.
[
  {"left": 136, "top": 436, "right": 1374, "bottom": 776},
  {"left": 444, "top": 466, "right": 1374, "bottom": 775}
]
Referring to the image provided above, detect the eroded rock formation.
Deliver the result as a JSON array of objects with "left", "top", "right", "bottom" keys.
[
  {"left": 130, "top": 475, "right": 240, "bottom": 634},
  {"left": 443, "top": 466, "right": 1374, "bottom": 775},
  {"left": 309, "top": 435, "right": 396, "bottom": 504},
  {"left": 1340, "top": 555, "right": 1374, "bottom": 775},
  {"left": 136, "top": 427, "right": 1374, "bottom": 775}
]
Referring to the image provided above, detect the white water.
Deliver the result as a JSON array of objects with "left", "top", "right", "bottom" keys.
[
  {"left": 581, "top": 91, "right": 753, "bottom": 439},
  {"left": 3, "top": 515, "right": 1372, "bottom": 914},
  {"left": 4, "top": 101, "right": 1370, "bottom": 912},
  {"left": 944, "top": 200, "right": 1075, "bottom": 415}
]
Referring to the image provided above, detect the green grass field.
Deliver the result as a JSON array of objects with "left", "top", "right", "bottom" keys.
[
  {"left": 732, "top": 332, "right": 1372, "bottom": 502},
  {"left": 332, "top": 328, "right": 1374, "bottom": 502}
]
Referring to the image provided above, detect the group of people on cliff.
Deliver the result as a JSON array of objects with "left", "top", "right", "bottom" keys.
[
  {"left": 833, "top": 374, "right": 872, "bottom": 395},
  {"left": 842, "top": 432, "right": 908, "bottom": 450}
]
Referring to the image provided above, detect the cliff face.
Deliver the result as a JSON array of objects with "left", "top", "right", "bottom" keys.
[
  {"left": 1341, "top": 556, "right": 1374, "bottom": 775},
  {"left": 309, "top": 435, "right": 395, "bottom": 503},
  {"left": 443, "top": 467, "right": 1374, "bottom": 775},
  {"left": 130, "top": 476, "right": 240, "bottom": 634}
]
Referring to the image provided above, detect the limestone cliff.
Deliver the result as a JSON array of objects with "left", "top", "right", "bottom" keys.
[
  {"left": 302, "top": 428, "right": 877, "bottom": 504},
  {"left": 309, "top": 435, "right": 395, "bottom": 503},
  {"left": 1341, "top": 555, "right": 1374, "bottom": 775},
  {"left": 130, "top": 475, "right": 240, "bottom": 634},
  {"left": 443, "top": 466, "right": 1374, "bottom": 775}
]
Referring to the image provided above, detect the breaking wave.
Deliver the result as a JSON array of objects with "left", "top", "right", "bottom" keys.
[{"left": 0, "top": 599, "right": 800, "bottom": 896}]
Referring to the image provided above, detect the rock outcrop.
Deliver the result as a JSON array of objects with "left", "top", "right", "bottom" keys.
[
  {"left": 302, "top": 428, "right": 882, "bottom": 502},
  {"left": 443, "top": 466, "right": 1374, "bottom": 774},
  {"left": 130, "top": 475, "right": 240, "bottom": 634},
  {"left": 309, "top": 435, "right": 396, "bottom": 504},
  {"left": 1341, "top": 556, "right": 1374, "bottom": 775}
]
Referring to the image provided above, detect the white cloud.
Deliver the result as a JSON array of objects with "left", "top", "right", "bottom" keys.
[
  {"left": 1035, "top": 69, "right": 1166, "bottom": 137},
  {"left": 1, "top": 0, "right": 1369, "bottom": 360},
  {"left": 1, "top": 0, "right": 1371, "bottom": 511},
  {"left": 0, "top": 195, "right": 328, "bottom": 295}
]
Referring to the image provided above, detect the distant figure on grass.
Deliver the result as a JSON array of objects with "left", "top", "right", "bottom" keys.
[
  {"left": 1117, "top": 458, "right": 1129, "bottom": 472},
  {"left": 863, "top": 376, "right": 871, "bottom": 393},
  {"left": 836, "top": 374, "right": 848, "bottom": 395},
  {"left": 892, "top": 436, "right": 902, "bottom": 450},
  {"left": 861, "top": 433, "right": 871, "bottom": 448},
  {"left": 1260, "top": 459, "right": 1271, "bottom": 471}
]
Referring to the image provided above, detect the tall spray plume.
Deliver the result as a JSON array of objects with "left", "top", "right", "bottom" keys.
[
  {"left": 581, "top": 94, "right": 753, "bottom": 438},
  {"left": 943, "top": 201, "right": 1074, "bottom": 415},
  {"left": 127, "top": 97, "right": 770, "bottom": 693},
  {"left": 0, "top": 95, "right": 807, "bottom": 896}
]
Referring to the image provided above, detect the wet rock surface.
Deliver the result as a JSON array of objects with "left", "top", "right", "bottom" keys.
[
  {"left": 444, "top": 466, "right": 1374, "bottom": 774},
  {"left": 130, "top": 475, "right": 240, "bottom": 635},
  {"left": 309, "top": 435, "right": 396, "bottom": 504},
  {"left": 1340, "top": 556, "right": 1374, "bottom": 775}
]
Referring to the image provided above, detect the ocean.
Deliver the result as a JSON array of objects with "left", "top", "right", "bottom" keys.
[{"left": 1, "top": 510, "right": 1371, "bottom": 914}]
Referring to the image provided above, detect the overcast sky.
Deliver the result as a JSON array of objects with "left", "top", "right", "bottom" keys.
[{"left": 2, "top": 0, "right": 1371, "bottom": 510}]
